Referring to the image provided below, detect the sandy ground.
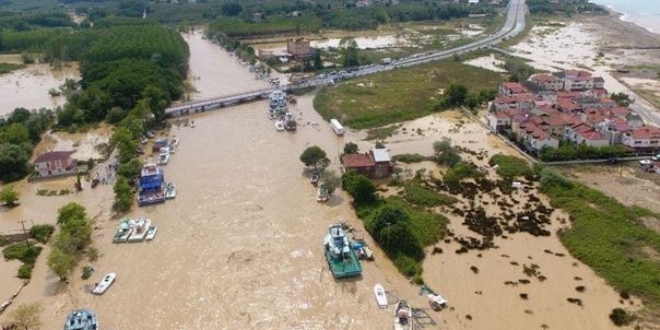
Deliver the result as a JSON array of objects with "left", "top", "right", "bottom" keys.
[
  {"left": 0, "top": 26, "right": 641, "bottom": 330},
  {"left": 463, "top": 54, "right": 507, "bottom": 73}
]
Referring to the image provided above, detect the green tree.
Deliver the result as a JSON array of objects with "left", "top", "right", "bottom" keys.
[
  {"left": 221, "top": 2, "right": 243, "bottom": 16},
  {"left": 433, "top": 138, "right": 462, "bottom": 167},
  {"left": 0, "top": 143, "right": 30, "bottom": 182},
  {"left": 342, "top": 171, "right": 377, "bottom": 206},
  {"left": 0, "top": 185, "right": 20, "bottom": 207},
  {"left": 47, "top": 246, "right": 75, "bottom": 281},
  {"left": 1, "top": 123, "right": 31, "bottom": 145},
  {"left": 313, "top": 51, "right": 323, "bottom": 71},
  {"left": 438, "top": 84, "right": 469, "bottom": 109},
  {"left": 339, "top": 37, "right": 359, "bottom": 68},
  {"left": 343, "top": 142, "right": 359, "bottom": 154},
  {"left": 117, "top": 158, "right": 142, "bottom": 180},
  {"left": 56, "top": 203, "right": 87, "bottom": 226},
  {"left": 320, "top": 169, "right": 341, "bottom": 195},
  {"left": 6, "top": 302, "right": 43, "bottom": 330},
  {"left": 300, "top": 146, "right": 330, "bottom": 172},
  {"left": 112, "top": 176, "right": 133, "bottom": 213}
]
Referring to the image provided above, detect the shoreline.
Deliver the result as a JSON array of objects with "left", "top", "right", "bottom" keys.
[{"left": 591, "top": 1, "right": 660, "bottom": 37}]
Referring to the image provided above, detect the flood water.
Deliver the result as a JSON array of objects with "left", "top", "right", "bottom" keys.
[{"left": 0, "top": 60, "right": 80, "bottom": 116}]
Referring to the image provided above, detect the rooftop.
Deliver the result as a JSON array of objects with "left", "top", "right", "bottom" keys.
[
  {"left": 34, "top": 151, "right": 73, "bottom": 163},
  {"left": 342, "top": 153, "right": 375, "bottom": 168}
]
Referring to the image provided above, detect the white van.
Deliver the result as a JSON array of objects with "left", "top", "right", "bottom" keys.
[{"left": 330, "top": 119, "right": 345, "bottom": 136}]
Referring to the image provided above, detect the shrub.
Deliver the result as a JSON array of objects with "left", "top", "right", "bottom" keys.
[
  {"left": 86, "top": 246, "right": 99, "bottom": 262},
  {"left": 82, "top": 265, "right": 94, "bottom": 280},
  {"left": 342, "top": 171, "right": 378, "bottom": 206},
  {"left": 392, "top": 153, "right": 428, "bottom": 163},
  {"left": 393, "top": 255, "right": 422, "bottom": 277},
  {"left": 29, "top": 224, "right": 55, "bottom": 244},
  {"left": 443, "top": 162, "right": 484, "bottom": 183},
  {"left": 2, "top": 243, "right": 42, "bottom": 264},
  {"left": 0, "top": 235, "right": 6, "bottom": 246},
  {"left": 609, "top": 308, "right": 633, "bottom": 326},
  {"left": 18, "top": 264, "right": 34, "bottom": 279}
]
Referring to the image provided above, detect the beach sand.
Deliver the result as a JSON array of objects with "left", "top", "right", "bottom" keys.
[{"left": 0, "top": 26, "right": 641, "bottom": 330}]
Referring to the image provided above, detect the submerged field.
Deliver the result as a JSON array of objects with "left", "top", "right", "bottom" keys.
[{"left": 313, "top": 60, "right": 505, "bottom": 129}]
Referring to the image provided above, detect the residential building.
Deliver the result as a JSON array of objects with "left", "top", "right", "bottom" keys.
[
  {"left": 341, "top": 148, "right": 392, "bottom": 179},
  {"left": 621, "top": 127, "right": 660, "bottom": 149},
  {"left": 33, "top": 151, "right": 77, "bottom": 178}
]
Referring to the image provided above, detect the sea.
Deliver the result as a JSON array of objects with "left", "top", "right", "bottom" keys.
[{"left": 589, "top": 0, "right": 660, "bottom": 35}]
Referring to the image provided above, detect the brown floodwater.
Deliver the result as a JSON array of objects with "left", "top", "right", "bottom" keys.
[
  {"left": 0, "top": 62, "right": 80, "bottom": 116},
  {"left": 0, "top": 30, "right": 634, "bottom": 330}
]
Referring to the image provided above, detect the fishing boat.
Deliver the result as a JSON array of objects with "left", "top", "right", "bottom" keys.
[
  {"left": 92, "top": 272, "right": 116, "bottom": 295},
  {"left": 146, "top": 225, "right": 158, "bottom": 241},
  {"left": 269, "top": 89, "right": 287, "bottom": 110},
  {"left": 127, "top": 217, "right": 151, "bottom": 242},
  {"left": 64, "top": 309, "right": 98, "bottom": 330},
  {"left": 283, "top": 112, "right": 297, "bottom": 131},
  {"left": 310, "top": 174, "right": 320, "bottom": 186},
  {"left": 165, "top": 182, "right": 176, "bottom": 199},
  {"left": 374, "top": 283, "right": 388, "bottom": 308},
  {"left": 275, "top": 120, "right": 285, "bottom": 131},
  {"left": 324, "top": 223, "right": 362, "bottom": 279},
  {"left": 393, "top": 300, "right": 414, "bottom": 330},
  {"left": 170, "top": 137, "right": 179, "bottom": 147},
  {"left": 112, "top": 219, "right": 133, "bottom": 243},
  {"left": 157, "top": 152, "right": 170, "bottom": 165}
]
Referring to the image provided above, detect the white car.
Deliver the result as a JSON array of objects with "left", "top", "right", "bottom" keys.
[
  {"left": 652, "top": 154, "right": 660, "bottom": 161},
  {"left": 639, "top": 159, "right": 652, "bottom": 166},
  {"left": 92, "top": 272, "right": 116, "bottom": 295}
]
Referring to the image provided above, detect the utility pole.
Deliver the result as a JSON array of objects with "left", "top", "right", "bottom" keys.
[{"left": 18, "top": 220, "right": 29, "bottom": 247}]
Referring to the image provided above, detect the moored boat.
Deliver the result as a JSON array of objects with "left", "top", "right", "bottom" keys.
[
  {"left": 324, "top": 223, "right": 362, "bottom": 279},
  {"left": 317, "top": 186, "right": 329, "bottom": 202},
  {"left": 374, "top": 283, "right": 388, "bottom": 308},
  {"left": 275, "top": 120, "right": 285, "bottom": 131},
  {"left": 127, "top": 217, "right": 151, "bottom": 242},
  {"left": 393, "top": 300, "right": 414, "bottom": 330},
  {"left": 165, "top": 182, "right": 176, "bottom": 199},
  {"left": 112, "top": 219, "right": 133, "bottom": 243},
  {"left": 146, "top": 225, "right": 158, "bottom": 241},
  {"left": 138, "top": 164, "right": 166, "bottom": 206},
  {"left": 64, "top": 309, "right": 98, "bottom": 330},
  {"left": 92, "top": 272, "right": 116, "bottom": 295}
]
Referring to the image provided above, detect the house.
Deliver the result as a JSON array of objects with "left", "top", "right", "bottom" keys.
[
  {"left": 527, "top": 128, "right": 559, "bottom": 151},
  {"left": 286, "top": 37, "right": 312, "bottom": 58},
  {"left": 621, "top": 126, "right": 660, "bottom": 150},
  {"left": 529, "top": 73, "right": 564, "bottom": 91},
  {"left": 498, "top": 82, "right": 528, "bottom": 97},
  {"left": 576, "top": 130, "right": 609, "bottom": 147},
  {"left": 341, "top": 148, "right": 392, "bottom": 179},
  {"left": 33, "top": 151, "right": 77, "bottom": 178}
]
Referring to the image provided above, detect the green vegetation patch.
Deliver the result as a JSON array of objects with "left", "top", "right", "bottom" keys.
[
  {"left": 29, "top": 224, "right": 55, "bottom": 244},
  {"left": 540, "top": 168, "right": 660, "bottom": 305},
  {"left": 404, "top": 181, "right": 458, "bottom": 207},
  {"left": 314, "top": 60, "right": 505, "bottom": 129},
  {"left": 0, "top": 63, "right": 24, "bottom": 74},
  {"left": 488, "top": 154, "right": 533, "bottom": 178},
  {"left": 2, "top": 242, "right": 42, "bottom": 264},
  {"left": 365, "top": 125, "right": 400, "bottom": 140},
  {"left": 392, "top": 153, "right": 431, "bottom": 164}
]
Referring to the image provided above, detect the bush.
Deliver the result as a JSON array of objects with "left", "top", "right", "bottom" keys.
[
  {"left": 443, "top": 162, "right": 484, "bottom": 183},
  {"left": 0, "top": 235, "right": 6, "bottom": 246},
  {"left": 392, "top": 153, "right": 428, "bottom": 163},
  {"left": 342, "top": 171, "right": 377, "bottom": 206},
  {"left": 29, "top": 224, "right": 55, "bottom": 244},
  {"left": 17, "top": 263, "right": 34, "bottom": 279},
  {"left": 2, "top": 243, "right": 42, "bottom": 264},
  {"left": 609, "top": 308, "right": 633, "bottom": 326},
  {"left": 393, "top": 255, "right": 422, "bottom": 277},
  {"left": 82, "top": 265, "right": 94, "bottom": 280}
]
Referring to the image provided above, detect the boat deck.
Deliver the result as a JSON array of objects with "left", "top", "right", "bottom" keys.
[{"left": 326, "top": 249, "right": 363, "bottom": 279}]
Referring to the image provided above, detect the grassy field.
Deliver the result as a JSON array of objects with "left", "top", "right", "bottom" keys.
[
  {"left": 313, "top": 60, "right": 505, "bottom": 129},
  {"left": 540, "top": 169, "right": 660, "bottom": 307}
]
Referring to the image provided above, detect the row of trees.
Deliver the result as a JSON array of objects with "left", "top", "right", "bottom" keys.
[
  {"left": 539, "top": 143, "right": 630, "bottom": 162},
  {"left": 435, "top": 84, "right": 496, "bottom": 112},
  {"left": 47, "top": 203, "right": 94, "bottom": 281}
]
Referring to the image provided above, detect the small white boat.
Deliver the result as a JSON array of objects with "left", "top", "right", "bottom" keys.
[
  {"left": 317, "top": 186, "right": 329, "bottom": 202},
  {"left": 374, "top": 284, "right": 388, "bottom": 308},
  {"left": 157, "top": 153, "right": 169, "bottom": 165},
  {"left": 92, "top": 272, "right": 116, "bottom": 295},
  {"left": 310, "top": 174, "right": 320, "bottom": 186},
  {"left": 427, "top": 293, "right": 448, "bottom": 311},
  {"left": 394, "top": 300, "right": 414, "bottom": 330},
  {"left": 170, "top": 137, "right": 180, "bottom": 147},
  {"left": 128, "top": 217, "right": 151, "bottom": 242},
  {"left": 145, "top": 225, "right": 158, "bottom": 241},
  {"left": 275, "top": 120, "right": 285, "bottom": 131},
  {"left": 165, "top": 182, "right": 176, "bottom": 199}
]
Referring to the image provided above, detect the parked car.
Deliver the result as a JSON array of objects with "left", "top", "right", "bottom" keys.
[
  {"left": 639, "top": 159, "right": 652, "bottom": 166},
  {"left": 651, "top": 154, "right": 660, "bottom": 161}
]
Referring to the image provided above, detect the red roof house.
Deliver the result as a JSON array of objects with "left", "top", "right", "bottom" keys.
[{"left": 33, "top": 151, "right": 77, "bottom": 178}]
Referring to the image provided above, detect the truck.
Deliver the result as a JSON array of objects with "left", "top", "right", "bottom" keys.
[{"left": 330, "top": 119, "right": 345, "bottom": 136}]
